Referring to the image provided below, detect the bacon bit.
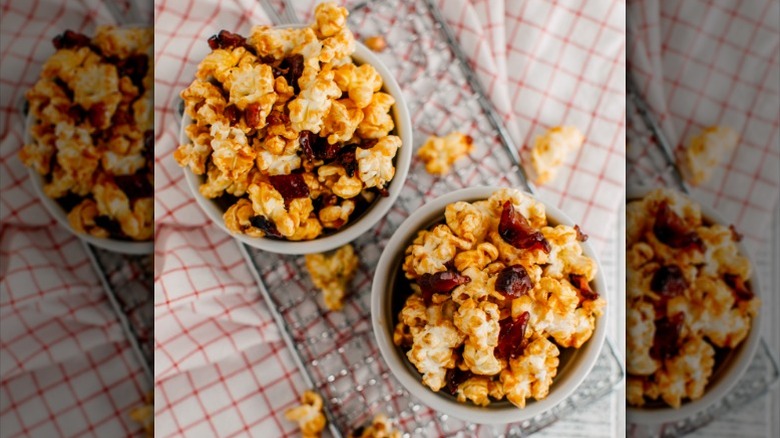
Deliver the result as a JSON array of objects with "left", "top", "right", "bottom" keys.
[
  {"left": 653, "top": 201, "right": 705, "bottom": 251},
  {"left": 268, "top": 173, "right": 310, "bottom": 202},
  {"left": 114, "top": 174, "right": 153, "bottom": 199},
  {"left": 417, "top": 271, "right": 471, "bottom": 305},
  {"left": 729, "top": 224, "right": 743, "bottom": 242},
  {"left": 498, "top": 201, "right": 551, "bottom": 253},
  {"left": 495, "top": 265, "right": 533, "bottom": 298},
  {"left": 111, "top": 108, "right": 133, "bottom": 126},
  {"left": 724, "top": 274, "right": 754, "bottom": 302},
  {"left": 94, "top": 215, "right": 124, "bottom": 237},
  {"left": 574, "top": 224, "right": 588, "bottom": 242},
  {"left": 445, "top": 368, "right": 473, "bottom": 395},
  {"left": 279, "top": 54, "right": 304, "bottom": 93},
  {"left": 224, "top": 104, "right": 242, "bottom": 125},
  {"left": 245, "top": 103, "right": 263, "bottom": 128},
  {"left": 88, "top": 103, "right": 107, "bottom": 128},
  {"left": 495, "top": 312, "right": 530, "bottom": 361},
  {"left": 207, "top": 30, "right": 247, "bottom": 50},
  {"left": 650, "top": 265, "right": 688, "bottom": 297},
  {"left": 66, "top": 105, "right": 86, "bottom": 122},
  {"left": 249, "top": 215, "right": 282, "bottom": 238},
  {"left": 116, "top": 54, "right": 149, "bottom": 87},
  {"left": 267, "top": 111, "right": 289, "bottom": 126},
  {"left": 650, "top": 312, "right": 684, "bottom": 361},
  {"left": 570, "top": 274, "right": 598, "bottom": 301},
  {"left": 52, "top": 30, "right": 91, "bottom": 50}
]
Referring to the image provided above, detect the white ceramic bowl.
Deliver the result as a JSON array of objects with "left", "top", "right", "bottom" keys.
[
  {"left": 181, "top": 39, "right": 412, "bottom": 255},
  {"left": 371, "top": 186, "right": 608, "bottom": 424},
  {"left": 626, "top": 186, "right": 762, "bottom": 425},
  {"left": 23, "top": 111, "right": 153, "bottom": 254}
]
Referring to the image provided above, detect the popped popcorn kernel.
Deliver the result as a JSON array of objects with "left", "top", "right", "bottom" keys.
[
  {"left": 285, "top": 390, "right": 327, "bottom": 438},
  {"left": 418, "top": 132, "right": 473, "bottom": 175},
  {"left": 681, "top": 126, "right": 738, "bottom": 185},
  {"left": 305, "top": 244, "right": 359, "bottom": 311},
  {"left": 530, "top": 125, "right": 584, "bottom": 185},
  {"left": 500, "top": 336, "right": 560, "bottom": 408},
  {"left": 349, "top": 414, "right": 401, "bottom": 438}
]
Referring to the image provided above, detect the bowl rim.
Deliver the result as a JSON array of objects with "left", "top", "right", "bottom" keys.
[
  {"left": 180, "top": 39, "right": 413, "bottom": 255},
  {"left": 371, "top": 186, "right": 609, "bottom": 424},
  {"left": 625, "top": 184, "right": 763, "bottom": 425},
  {"left": 23, "top": 111, "right": 153, "bottom": 255}
]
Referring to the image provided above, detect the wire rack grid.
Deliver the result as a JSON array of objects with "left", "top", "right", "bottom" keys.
[
  {"left": 240, "top": 0, "right": 625, "bottom": 436},
  {"left": 625, "top": 71, "right": 780, "bottom": 438}
]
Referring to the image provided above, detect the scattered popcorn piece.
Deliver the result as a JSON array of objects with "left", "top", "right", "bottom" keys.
[
  {"left": 285, "top": 390, "right": 327, "bottom": 438},
  {"left": 530, "top": 126, "right": 584, "bottom": 185},
  {"left": 349, "top": 414, "right": 401, "bottom": 438},
  {"left": 363, "top": 35, "right": 387, "bottom": 53},
  {"left": 129, "top": 391, "right": 154, "bottom": 437},
  {"left": 305, "top": 244, "right": 359, "bottom": 311},
  {"left": 681, "top": 126, "right": 738, "bottom": 185},
  {"left": 417, "top": 132, "right": 474, "bottom": 175}
]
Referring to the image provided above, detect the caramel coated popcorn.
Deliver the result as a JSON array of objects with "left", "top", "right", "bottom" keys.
[
  {"left": 530, "top": 126, "right": 584, "bottom": 185},
  {"left": 394, "top": 189, "right": 604, "bottom": 409},
  {"left": 176, "top": 3, "right": 401, "bottom": 241},
  {"left": 305, "top": 244, "right": 359, "bottom": 311},
  {"left": 626, "top": 188, "right": 759, "bottom": 408},
  {"left": 285, "top": 390, "right": 327, "bottom": 438},
  {"left": 349, "top": 414, "right": 401, "bottom": 438},
  {"left": 418, "top": 132, "right": 474, "bottom": 175},
  {"left": 129, "top": 391, "right": 154, "bottom": 437},
  {"left": 19, "top": 26, "right": 153, "bottom": 241},
  {"left": 680, "top": 126, "right": 737, "bottom": 186}
]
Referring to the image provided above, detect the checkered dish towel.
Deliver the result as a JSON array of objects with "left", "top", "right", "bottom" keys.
[
  {"left": 628, "top": 0, "right": 780, "bottom": 249},
  {"left": 153, "top": 0, "right": 624, "bottom": 436}
]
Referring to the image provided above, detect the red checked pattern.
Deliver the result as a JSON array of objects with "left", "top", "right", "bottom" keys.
[
  {"left": 628, "top": 0, "right": 780, "bottom": 248},
  {"left": 0, "top": 1, "right": 152, "bottom": 436},
  {"left": 154, "top": 0, "right": 624, "bottom": 436}
]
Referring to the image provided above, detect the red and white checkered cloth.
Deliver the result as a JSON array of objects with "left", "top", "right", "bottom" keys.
[
  {"left": 628, "top": 0, "right": 780, "bottom": 248},
  {"left": 0, "top": 1, "right": 152, "bottom": 436},
  {"left": 154, "top": 0, "right": 624, "bottom": 436}
]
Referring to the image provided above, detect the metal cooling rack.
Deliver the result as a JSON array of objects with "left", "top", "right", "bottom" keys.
[
  {"left": 626, "top": 71, "right": 780, "bottom": 437},
  {"left": 84, "top": 244, "right": 154, "bottom": 384},
  {"left": 239, "top": 0, "right": 625, "bottom": 436}
]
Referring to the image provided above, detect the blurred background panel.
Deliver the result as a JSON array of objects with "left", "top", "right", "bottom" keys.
[
  {"left": 626, "top": 0, "right": 779, "bottom": 436},
  {"left": 1, "top": 0, "right": 154, "bottom": 436}
]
